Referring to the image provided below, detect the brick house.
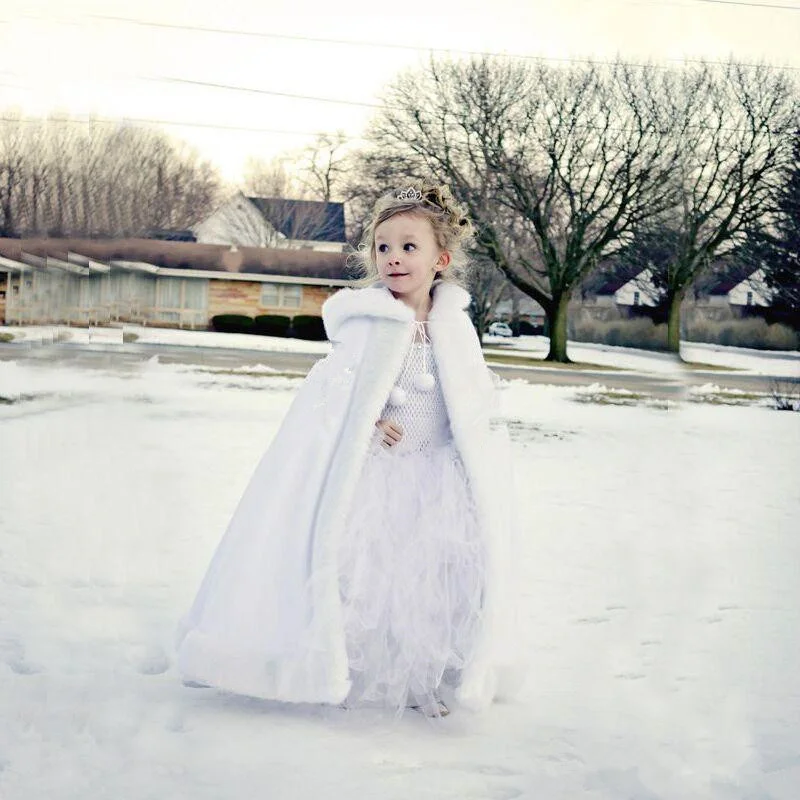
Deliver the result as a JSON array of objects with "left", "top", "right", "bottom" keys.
[{"left": 0, "top": 238, "right": 353, "bottom": 329}]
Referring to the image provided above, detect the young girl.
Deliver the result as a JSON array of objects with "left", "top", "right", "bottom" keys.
[{"left": 176, "top": 182, "right": 519, "bottom": 717}]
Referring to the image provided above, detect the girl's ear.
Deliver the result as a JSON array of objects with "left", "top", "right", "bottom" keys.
[{"left": 436, "top": 251, "right": 452, "bottom": 272}]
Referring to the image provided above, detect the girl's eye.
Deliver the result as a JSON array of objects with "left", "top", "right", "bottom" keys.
[
  {"left": 377, "top": 243, "right": 388, "bottom": 253},
  {"left": 403, "top": 243, "right": 416, "bottom": 252}
]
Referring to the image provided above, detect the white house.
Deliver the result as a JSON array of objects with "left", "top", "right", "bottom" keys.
[
  {"left": 193, "top": 193, "right": 348, "bottom": 253},
  {"left": 193, "top": 192, "right": 283, "bottom": 248},
  {"left": 613, "top": 268, "right": 661, "bottom": 308},
  {"left": 728, "top": 268, "right": 773, "bottom": 308}
]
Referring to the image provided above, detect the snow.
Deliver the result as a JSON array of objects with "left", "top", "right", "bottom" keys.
[
  {"left": 4, "top": 325, "right": 798, "bottom": 376},
  {"left": 1, "top": 355, "right": 799, "bottom": 798},
  {"left": 679, "top": 342, "right": 800, "bottom": 378},
  {"left": 0, "top": 324, "right": 332, "bottom": 356},
  {"left": 484, "top": 335, "right": 800, "bottom": 377}
]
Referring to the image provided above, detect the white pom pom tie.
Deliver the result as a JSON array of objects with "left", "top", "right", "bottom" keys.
[
  {"left": 389, "top": 321, "right": 435, "bottom": 404},
  {"left": 389, "top": 386, "right": 408, "bottom": 406}
]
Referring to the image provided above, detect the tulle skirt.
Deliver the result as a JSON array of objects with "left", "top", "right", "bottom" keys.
[{"left": 338, "top": 438, "right": 486, "bottom": 714}]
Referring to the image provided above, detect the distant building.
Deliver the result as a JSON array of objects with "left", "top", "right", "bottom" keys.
[
  {"left": 689, "top": 266, "right": 773, "bottom": 320},
  {"left": 577, "top": 266, "right": 664, "bottom": 321},
  {"left": 249, "top": 197, "right": 347, "bottom": 252},
  {"left": 727, "top": 268, "right": 773, "bottom": 309},
  {"left": 611, "top": 268, "right": 661, "bottom": 309},
  {"left": 491, "top": 287, "right": 546, "bottom": 327},
  {"left": 193, "top": 192, "right": 347, "bottom": 253},
  {"left": 0, "top": 238, "right": 353, "bottom": 329}
]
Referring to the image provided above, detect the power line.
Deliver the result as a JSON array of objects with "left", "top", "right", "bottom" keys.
[
  {"left": 140, "top": 76, "right": 380, "bottom": 108},
  {"left": 89, "top": 13, "right": 800, "bottom": 71},
  {"left": 88, "top": 14, "right": 620, "bottom": 63},
  {"left": 693, "top": 0, "right": 800, "bottom": 8}
]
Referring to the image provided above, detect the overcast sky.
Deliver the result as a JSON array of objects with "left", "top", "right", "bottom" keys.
[{"left": 2, "top": 0, "right": 799, "bottom": 183}]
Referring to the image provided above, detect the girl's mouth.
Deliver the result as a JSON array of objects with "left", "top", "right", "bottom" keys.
[{"left": 388, "top": 272, "right": 409, "bottom": 277}]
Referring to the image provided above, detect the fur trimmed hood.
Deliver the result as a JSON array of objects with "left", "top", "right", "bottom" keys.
[{"left": 322, "top": 280, "right": 471, "bottom": 341}]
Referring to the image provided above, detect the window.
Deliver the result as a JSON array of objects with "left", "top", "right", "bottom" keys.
[
  {"left": 746, "top": 291, "right": 753, "bottom": 306},
  {"left": 261, "top": 283, "right": 279, "bottom": 306},
  {"left": 183, "top": 280, "right": 207, "bottom": 310},
  {"left": 155, "top": 278, "right": 207, "bottom": 311},
  {"left": 157, "top": 278, "right": 182, "bottom": 309},
  {"left": 633, "top": 291, "right": 640, "bottom": 306},
  {"left": 260, "top": 283, "right": 303, "bottom": 308}
]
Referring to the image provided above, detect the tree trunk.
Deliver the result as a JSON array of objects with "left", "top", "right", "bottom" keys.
[
  {"left": 546, "top": 293, "right": 571, "bottom": 362},
  {"left": 511, "top": 290, "right": 520, "bottom": 336},
  {"left": 667, "top": 289, "right": 684, "bottom": 355}
]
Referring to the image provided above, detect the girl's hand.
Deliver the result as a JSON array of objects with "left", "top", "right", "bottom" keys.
[{"left": 376, "top": 419, "right": 404, "bottom": 449}]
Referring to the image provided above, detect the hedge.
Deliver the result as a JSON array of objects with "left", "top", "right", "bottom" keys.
[
  {"left": 254, "top": 314, "right": 292, "bottom": 338},
  {"left": 211, "top": 314, "right": 255, "bottom": 334},
  {"left": 291, "top": 315, "right": 327, "bottom": 341}
]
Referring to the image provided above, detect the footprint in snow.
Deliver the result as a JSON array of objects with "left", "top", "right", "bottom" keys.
[
  {"left": 132, "top": 645, "right": 171, "bottom": 675},
  {"left": 0, "top": 635, "right": 41, "bottom": 675},
  {"left": 8, "top": 657, "right": 42, "bottom": 675},
  {"left": 615, "top": 671, "right": 646, "bottom": 680}
]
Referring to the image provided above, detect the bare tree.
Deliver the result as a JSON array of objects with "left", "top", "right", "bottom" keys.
[
  {"left": 0, "top": 115, "right": 222, "bottom": 238},
  {"left": 296, "top": 132, "right": 351, "bottom": 203},
  {"left": 492, "top": 61, "right": 686, "bottom": 360},
  {"left": 0, "top": 112, "right": 27, "bottom": 236},
  {"left": 242, "top": 139, "right": 351, "bottom": 249},
  {"left": 368, "top": 58, "right": 683, "bottom": 361},
  {"left": 468, "top": 256, "right": 512, "bottom": 339},
  {"left": 242, "top": 156, "right": 300, "bottom": 199},
  {"left": 664, "top": 63, "right": 797, "bottom": 352}
]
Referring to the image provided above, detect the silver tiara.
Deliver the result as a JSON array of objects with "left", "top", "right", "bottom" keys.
[{"left": 396, "top": 187, "right": 423, "bottom": 201}]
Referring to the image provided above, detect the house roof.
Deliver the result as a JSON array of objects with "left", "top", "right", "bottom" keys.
[
  {"left": 0, "top": 238, "right": 352, "bottom": 281},
  {"left": 582, "top": 265, "right": 646, "bottom": 296},
  {"left": 694, "top": 264, "right": 755, "bottom": 296},
  {"left": 144, "top": 228, "right": 197, "bottom": 242},
  {"left": 248, "top": 197, "right": 347, "bottom": 244}
]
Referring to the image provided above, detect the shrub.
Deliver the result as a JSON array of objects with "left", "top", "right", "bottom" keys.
[
  {"left": 718, "top": 318, "right": 768, "bottom": 348},
  {"left": 572, "top": 317, "right": 668, "bottom": 350},
  {"left": 211, "top": 314, "right": 255, "bottom": 334},
  {"left": 291, "top": 315, "right": 327, "bottom": 341},
  {"left": 763, "top": 324, "right": 799, "bottom": 351},
  {"left": 685, "top": 318, "right": 798, "bottom": 351},
  {"left": 253, "top": 314, "right": 291, "bottom": 337},
  {"left": 0, "top": 332, "right": 14, "bottom": 343}
]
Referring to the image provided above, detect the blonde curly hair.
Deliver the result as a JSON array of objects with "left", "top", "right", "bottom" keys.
[{"left": 351, "top": 181, "right": 474, "bottom": 287}]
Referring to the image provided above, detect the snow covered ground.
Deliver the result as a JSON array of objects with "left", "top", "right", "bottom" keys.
[
  {"left": 3, "top": 324, "right": 798, "bottom": 376},
  {"left": 1, "top": 356, "right": 799, "bottom": 799}
]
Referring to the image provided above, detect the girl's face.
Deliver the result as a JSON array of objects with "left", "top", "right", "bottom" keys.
[{"left": 374, "top": 213, "right": 450, "bottom": 306}]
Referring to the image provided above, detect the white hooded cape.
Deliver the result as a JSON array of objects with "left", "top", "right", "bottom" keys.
[{"left": 176, "top": 281, "right": 520, "bottom": 710}]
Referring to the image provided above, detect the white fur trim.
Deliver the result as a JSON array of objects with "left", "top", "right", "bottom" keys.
[
  {"left": 323, "top": 286, "right": 411, "bottom": 341},
  {"left": 323, "top": 281, "right": 472, "bottom": 341}
]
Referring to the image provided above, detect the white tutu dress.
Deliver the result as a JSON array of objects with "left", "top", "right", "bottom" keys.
[{"left": 338, "top": 322, "right": 486, "bottom": 713}]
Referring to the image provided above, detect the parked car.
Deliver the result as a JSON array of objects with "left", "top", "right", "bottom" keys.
[{"left": 488, "top": 321, "right": 513, "bottom": 337}]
